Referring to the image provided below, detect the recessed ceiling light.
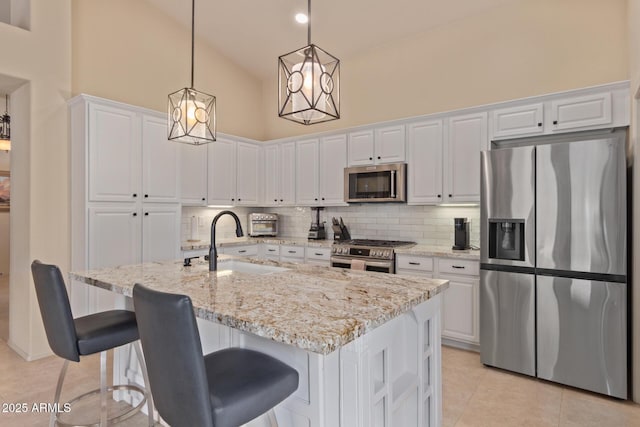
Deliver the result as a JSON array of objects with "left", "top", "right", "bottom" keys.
[{"left": 295, "top": 13, "right": 308, "bottom": 24}]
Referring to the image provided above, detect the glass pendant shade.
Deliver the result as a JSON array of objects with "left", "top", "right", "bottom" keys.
[
  {"left": 279, "top": 44, "right": 339, "bottom": 125},
  {"left": 168, "top": 88, "right": 216, "bottom": 144}
]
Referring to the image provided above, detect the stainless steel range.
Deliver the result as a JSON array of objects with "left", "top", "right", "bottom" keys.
[{"left": 330, "top": 239, "right": 415, "bottom": 274}]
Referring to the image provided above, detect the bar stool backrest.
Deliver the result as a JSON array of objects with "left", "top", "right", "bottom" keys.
[
  {"left": 31, "top": 260, "right": 80, "bottom": 362},
  {"left": 133, "top": 284, "right": 214, "bottom": 427}
]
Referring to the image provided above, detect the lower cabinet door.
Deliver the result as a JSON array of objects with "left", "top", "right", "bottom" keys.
[
  {"left": 440, "top": 275, "right": 479, "bottom": 344},
  {"left": 141, "top": 204, "right": 180, "bottom": 262}
]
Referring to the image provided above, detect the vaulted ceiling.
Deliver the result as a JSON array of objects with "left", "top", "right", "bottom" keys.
[{"left": 145, "top": 0, "right": 525, "bottom": 79}]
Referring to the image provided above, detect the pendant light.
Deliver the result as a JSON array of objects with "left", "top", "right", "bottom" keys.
[
  {"left": 0, "top": 95, "right": 10, "bottom": 152},
  {"left": 168, "top": 0, "right": 216, "bottom": 145},
  {"left": 278, "top": 0, "right": 340, "bottom": 125}
]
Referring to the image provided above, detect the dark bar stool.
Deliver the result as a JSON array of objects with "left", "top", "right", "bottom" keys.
[
  {"left": 31, "top": 260, "right": 155, "bottom": 427},
  {"left": 132, "top": 283, "right": 299, "bottom": 427}
]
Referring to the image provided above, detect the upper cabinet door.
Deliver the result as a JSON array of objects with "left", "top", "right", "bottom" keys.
[
  {"left": 296, "top": 139, "right": 320, "bottom": 205},
  {"left": 491, "top": 103, "right": 544, "bottom": 139},
  {"left": 445, "top": 112, "right": 488, "bottom": 203},
  {"left": 280, "top": 142, "right": 296, "bottom": 205},
  {"left": 407, "top": 120, "right": 443, "bottom": 204},
  {"left": 550, "top": 92, "right": 612, "bottom": 132},
  {"left": 236, "top": 142, "right": 260, "bottom": 206},
  {"left": 207, "top": 137, "right": 237, "bottom": 205},
  {"left": 348, "top": 130, "right": 375, "bottom": 166},
  {"left": 319, "top": 134, "right": 348, "bottom": 206},
  {"left": 88, "top": 103, "right": 141, "bottom": 202},
  {"left": 263, "top": 144, "right": 280, "bottom": 206},
  {"left": 374, "top": 125, "right": 405, "bottom": 163},
  {"left": 180, "top": 143, "right": 208, "bottom": 206},
  {"left": 142, "top": 114, "right": 180, "bottom": 203}
]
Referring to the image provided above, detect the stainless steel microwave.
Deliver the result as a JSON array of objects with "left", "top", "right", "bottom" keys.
[{"left": 344, "top": 163, "right": 407, "bottom": 203}]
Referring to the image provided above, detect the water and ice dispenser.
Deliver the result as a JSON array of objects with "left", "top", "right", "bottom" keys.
[{"left": 488, "top": 219, "right": 525, "bottom": 261}]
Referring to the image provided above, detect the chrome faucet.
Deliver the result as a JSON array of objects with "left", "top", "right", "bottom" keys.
[{"left": 209, "top": 210, "right": 244, "bottom": 271}]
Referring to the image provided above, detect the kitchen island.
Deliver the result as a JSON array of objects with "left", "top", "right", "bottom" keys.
[{"left": 71, "top": 255, "right": 448, "bottom": 427}]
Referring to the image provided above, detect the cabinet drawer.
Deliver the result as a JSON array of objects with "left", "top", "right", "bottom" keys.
[
  {"left": 263, "top": 244, "right": 280, "bottom": 256},
  {"left": 438, "top": 258, "right": 479, "bottom": 276},
  {"left": 223, "top": 245, "right": 258, "bottom": 257},
  {"left": 280, "top": 245, "right": 305, "bottom": 259},
  {"left": 396, "top": 255, "right": 433, "bottom": 272},
  {"left": 306, "top": 247, "right": 330, "bottom": 261}
]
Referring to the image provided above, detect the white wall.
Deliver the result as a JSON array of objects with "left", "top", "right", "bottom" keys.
[{"left": 0, "top": 0, "right": 71, "bottom": 360}]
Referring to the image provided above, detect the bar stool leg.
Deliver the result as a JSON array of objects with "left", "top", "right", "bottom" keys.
[
  {"left": 266, "top": 409, "right": 279, "bottom": 427},
  {"left": 100, "top": 351, "right": 108, "bottom": 427},
  {"left": 51, "top": 360, "right": 70, "bottom": 427},
  {"left": 133, "top": 341, "right": 155, "bottom": 426}
]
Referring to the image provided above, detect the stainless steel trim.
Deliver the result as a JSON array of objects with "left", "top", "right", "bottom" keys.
[
  {"left": 479, "top": 269, "right": 535, "bottom": 376},
  {"left": 390, "top": 170, "right": 396, "bottom": 198},
  {"left": 536, "top": 275, "right": 627, "bottom": 398},
  {"left": 536, "top": 135, "right": 626, "bottom": 275}
]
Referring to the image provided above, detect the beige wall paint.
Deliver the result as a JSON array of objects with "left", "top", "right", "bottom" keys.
[
  {"left": 0, "top": 151, "right": 9, "bottom": 275},
  {"left": 629, "top": 0, "right": 640, "bottom": 403},
  {"left": 72, "top": 0, "right": 265, "bottom": 141},
  {"left": 263, "top": 0, "right": 628, "bottom": 140},
  {"left": 0, "top": 0, "right": 72, "bottom": 359}
]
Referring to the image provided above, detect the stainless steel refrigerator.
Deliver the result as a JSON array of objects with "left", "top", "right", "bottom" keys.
[{"left": 479, "top": 130, "right": 627, "bottom": 399}]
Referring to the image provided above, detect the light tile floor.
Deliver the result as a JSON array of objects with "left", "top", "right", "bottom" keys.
[{"left": 442, "top": 346, "right": 640, "bottom": 426}]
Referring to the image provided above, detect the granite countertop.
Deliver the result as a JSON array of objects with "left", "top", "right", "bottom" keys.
[
  {"left": 71, "top": 256, "right": 448, "bottom": 355},
  {"left": 395, "top": 245, "right": 480, "bottom": 260},
  {"left": 181, "top": 237, "right": 335, "bottom": 251}
]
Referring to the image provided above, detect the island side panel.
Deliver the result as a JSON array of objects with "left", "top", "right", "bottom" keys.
[{"left": 339, "top": 293, "right": 442, "bottom": 427}]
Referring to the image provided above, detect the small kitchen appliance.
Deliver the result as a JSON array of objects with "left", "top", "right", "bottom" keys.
[
  {"left": 247, "top": 213, "right": 278, "bottom": 237},
  {"left": 308, "top": 207, "right": 326, "bottom": 240},
  {"left": 452, "top": 218, "right": 470, "bottom": 250}
]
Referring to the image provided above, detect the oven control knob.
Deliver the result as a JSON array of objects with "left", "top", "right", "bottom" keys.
[{"left": 373, "top": 250, "right": 379, "bottom": 257}]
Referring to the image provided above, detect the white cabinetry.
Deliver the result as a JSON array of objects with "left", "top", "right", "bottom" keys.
[
  {"left": 396, "top": 254, "right": 479, "bottom": 349},
  {"left": 550, "top": 92, "right": 612, "bottom": 131},
  {"left": 296, "top": 135, "right": 347, "bottom": 206},
  {"left": 264, "top": 142, "right": 296, "bottom": 206},
  {"left": 305, "top": 247, "right": 331, "bottom": 266},
  {"left": 445, "top": 112, "right": 488, "bottom": 203},
  {"left": 348, "top": 125, "right": 405, "bottom": 166},
  {"left": 491, "top": 103, "right": 544, "bottom": 139},
  {"left": 407, "top": 120, "right": 444, "bottom": 204},
  {"left": 180, "top": 144, "right": 208, "bottom": 205},
  {"left": 70, "top": 95, "right": 181, "bottom": 315},
  {"left": 280, "top": 245, "right": 305, "bottom": 263},
  {"left": 208, "top": 138, "right": 261, "bottom": 206},
  {"left": 221, "top": 244, "right": 258, "bottom": 258}
]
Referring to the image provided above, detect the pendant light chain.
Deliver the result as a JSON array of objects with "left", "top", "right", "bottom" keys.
[
  {"left": 191, "top": 0, "right": 195, "bottom": 89},
  {"left": 307, "top": 0, "right": 311, "bottom": 46}
]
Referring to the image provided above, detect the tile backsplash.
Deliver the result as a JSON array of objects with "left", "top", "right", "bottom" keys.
[{"left": 182, "top": 204, "right": 480, "bottom": 248}]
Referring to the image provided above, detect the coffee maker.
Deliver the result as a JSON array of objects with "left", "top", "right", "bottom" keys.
[
  {"left": 453, "top": 218, "right": 470, "bottom": 250},
  {"left": 308, "top": 207, "right": 326, "bottom": 240}
]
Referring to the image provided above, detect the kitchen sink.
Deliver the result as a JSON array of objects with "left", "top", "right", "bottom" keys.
[{"left": 215, "top": 260, "right": 289, "bottom": 275}]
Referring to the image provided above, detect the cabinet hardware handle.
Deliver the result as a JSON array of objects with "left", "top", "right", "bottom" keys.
[
  {"left": 268, "top": 249, "right": 276, "bottom": 252},
  {"left": 409, "top": 262, "right": 421, "bottom": 265},
  {"left": 201, "top": 197, "right": 205, "bottom": 201},
  {"left": 437, "top": 194, "right": 441, "bottom": 198},
  {"left": 144, "top": 212, "right": 149, "bottom": 216},
  {"left": 452, "top": 265, "right": 465, "bottom": 269},
  {"left": 538, "top": 122, "right": 542, "bottom": 127},
  {"left": 321, "top": 197, "right": 325, "bottom": 201},
  {"left": 553, "top": 120, "right": 558, "bottom": 125},
  {"left": 448, "top": 194, "right": 452, "bottom": 197},
  {"left": 238, "top": 250, "right": 247, "bottom": 253},
  {"left": 288, "top": 250, "right": 296, "bottom": 254},
  {"left": 144, "top": 194, "right": 148, "bottom": 198},
  {"left": 231, "top": 198, "right": 235, "bottom": 201},
  {"left": 238, "top": 198, "right": 241, "bottom": 201},
  {"left": 369, "top": 157, "right": 373, "bottom": 160},
  {"left": 132, "top": 193, "right": 137, "bottom": 198},
  {"left": 314, "top": 198, "right": 318, "bottom": 201},
  {"left": 274, "top": 199, "right": 278, "bottom": 202},
  {"left": 377, "top": 156, "right": 381, "bottom": 159},
  {"left": 314, "top": 252, "right": 323, "bottom": 256},
  {"left": 132, "top": 212, "right": 137, "bottom": 216},
  {"left": 280, "top": 199, "right": 283, "bottom": 202}
]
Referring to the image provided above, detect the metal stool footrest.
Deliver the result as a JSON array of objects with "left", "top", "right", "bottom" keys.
[{"left": 54, "top": 384, "right": 147, "bottom": 427}]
